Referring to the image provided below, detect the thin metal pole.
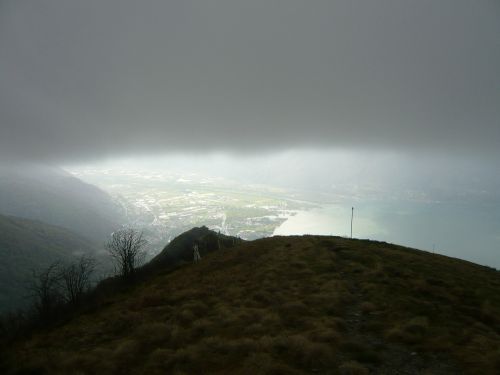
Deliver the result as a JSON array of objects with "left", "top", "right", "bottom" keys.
[{"left": 351, "top": 207, "right": 354, "bottom": 239}]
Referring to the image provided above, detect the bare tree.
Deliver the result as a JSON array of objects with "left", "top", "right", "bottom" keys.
[
  {"left": 106, "top": 229, "right": 147, "bottom": 278},
  {"left": 29, "top": 262, "right": 62, "bottom": 320},
  {"left": 59, "top": 256, "right": 96, "bottom": 305}
]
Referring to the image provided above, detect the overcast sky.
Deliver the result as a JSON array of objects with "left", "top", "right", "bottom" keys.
[{"left": 1, "top": 0, "right": 499, "bottom": 163}]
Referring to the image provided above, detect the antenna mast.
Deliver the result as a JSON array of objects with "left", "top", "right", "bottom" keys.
[{"left": 351, "top": 207, "right": 354, "bottom": 239}]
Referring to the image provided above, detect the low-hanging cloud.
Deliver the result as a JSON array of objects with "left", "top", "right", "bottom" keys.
[{"left": 1, "top": 0, "right": 499, "bottom": 163}]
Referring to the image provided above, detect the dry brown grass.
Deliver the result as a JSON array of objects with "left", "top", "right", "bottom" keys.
[
  {"left": 338, "top": 360, "right": 369, "bottom": 375},
  {"left": 2, "top": 235, "right": 499, "bottom": 374}
]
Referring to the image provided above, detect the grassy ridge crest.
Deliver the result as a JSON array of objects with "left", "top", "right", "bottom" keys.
[{"left": 1, "top": 233, "right": 499, "bottom": 374}]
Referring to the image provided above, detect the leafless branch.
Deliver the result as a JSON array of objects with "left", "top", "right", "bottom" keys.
[{"left": 106, "top": 228, "right": 147, "bottom": 278}]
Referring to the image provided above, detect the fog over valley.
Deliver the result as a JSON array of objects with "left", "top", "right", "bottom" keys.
[
  {"left": 1, "top": 2, "right": 500, "bottom": 373},
  {"left": 64, "top": 151, "right": 500, "bottom": 269},
  {"left": 0, "top": 0, "right": 498, "bottom": 288}
]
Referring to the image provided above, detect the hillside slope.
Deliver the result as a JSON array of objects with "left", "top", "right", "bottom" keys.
[
  {"left": 0, "top": 214, "right": 100, "bottom": 313},
  {"left": 2, "top": 235, "right": 499, "bottom": 374},
  {"left": 148, "top": 226, "right": 242, "bottom": 269},
  {"left": 0, "top": 164, "right": 124, "bottom": 242}
]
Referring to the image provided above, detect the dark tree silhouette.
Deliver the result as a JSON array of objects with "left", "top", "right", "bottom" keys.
[
  {"left": 29, "top": 262, "right": 62, "bottom": 321},
  {"left": 106, "top": 229, "right": 147, "bottom": 279},
  {"left": 59, "top": 256, "right": 96, "bottom": 305}
]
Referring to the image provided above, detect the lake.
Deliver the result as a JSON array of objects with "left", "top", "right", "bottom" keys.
[{"left": 274, "top": 199, "right": 500, "bottom": 269}]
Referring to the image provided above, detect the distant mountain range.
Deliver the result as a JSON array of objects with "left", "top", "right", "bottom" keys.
[
  {"left": 0, "top": 214, "right": 100, "bottom": 313},
  {"left": 0, "top": 164, "right": 124, "bottom": 243}
]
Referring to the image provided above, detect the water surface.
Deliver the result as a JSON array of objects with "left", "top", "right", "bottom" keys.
[{"left": 274, "top": 200, "right": 500, "bottom": 269}]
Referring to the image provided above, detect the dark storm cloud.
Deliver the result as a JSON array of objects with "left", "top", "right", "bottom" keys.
[{"left": 1, "top": 0, "right": 499, "bottom": 162}]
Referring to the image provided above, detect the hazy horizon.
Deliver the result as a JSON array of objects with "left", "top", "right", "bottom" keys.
[
  {"left": 1, "top": 1, "right": 499, "bottom": 268},
  {"left": 62, "top": 152, "right": 500, "bottom": 269}
]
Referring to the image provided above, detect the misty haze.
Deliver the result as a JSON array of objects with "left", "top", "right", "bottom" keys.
[
  {"left": 1, "top": 1, "right": 499, "bottom": 374},
  {"left": 64, "top": 152, "right": 500, "bottom": 269}
]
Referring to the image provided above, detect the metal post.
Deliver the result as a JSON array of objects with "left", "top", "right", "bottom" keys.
[{"left": 351, "top": 207, "right": 354, "bottom": 239}]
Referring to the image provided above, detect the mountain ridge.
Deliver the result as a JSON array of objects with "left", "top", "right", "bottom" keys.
[
  {"left": 0, "top": 214, "right": 101, "bottom": 313},
  {"left": 1, "top": 231, "right": 499, "bottom": 374},
  {"left": 0, "top": 164, "right": 124, "bottom": 242},
  {"left": 148, "top": 226, "right": 243, "bottom": 269}
]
